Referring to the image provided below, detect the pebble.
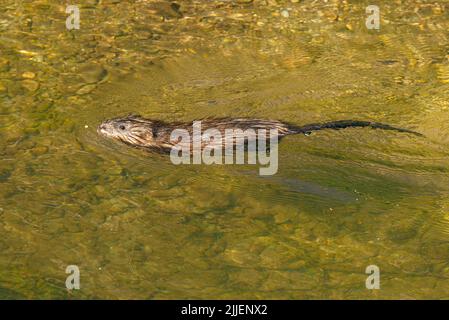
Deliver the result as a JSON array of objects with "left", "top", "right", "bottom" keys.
[
  {"left": 387, "top": 227, "right": 417, "bottom": 243},
  {"left": 78, "top": 64, "right": 108, "bottom": 84},
  {"left": 149, "top": 2, "right": 183, "bottom": 19},
  {"left": 22, "top": 71, "right": 36, "bottom": 79},
  {"left": 35, "top": 102, "right": 53, "bottom": 113},
  {"left": 31, "top": 146, "right": 49, "bottom": 156},
  {"left": 280, "top": 9, "right": 290, "bottom": 18},
  {"left": 76, "top": 84, "right": 96, "bottom": 95},
  {"left": 0, "top": 58, "right": 9, "bottom": 72},
  {"left": 85, "top": 0, "right": 99, "bottom": 5},
  {"left": 21, "top": 80, "right": 39, "bottom": 92}
]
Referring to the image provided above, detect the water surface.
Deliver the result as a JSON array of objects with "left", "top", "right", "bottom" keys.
[{"left": 0, "top": 0, "right": 449, "bottom": 299}]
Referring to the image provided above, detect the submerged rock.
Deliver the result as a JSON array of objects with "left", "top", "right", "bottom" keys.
[
  {"left": 149, "top": 2, "right": 183, "bottom": 19},
  {"left": 0, "top": 58, "right": 9, "bottom": 72},
  {"left": 31, "top": 145, "right": 49, "bottom": 156},
  {"left": 78, "top": 64, "right": 108, "bottom": 84},
  {"left": 21, "top": 80, "right": 39, "bottom": 92},
  {"left": 76, "top": 84, "right": 96, "bottom": 95},
  {"left": 22, "top": 71, "right": 36, "bottom": 79}
]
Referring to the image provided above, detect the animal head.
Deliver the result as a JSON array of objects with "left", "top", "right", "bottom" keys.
[{"left": 97, "top": 114, "right": 157, "bottom": 148}]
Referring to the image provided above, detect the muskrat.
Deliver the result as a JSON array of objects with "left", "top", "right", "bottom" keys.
[{"left": 97, "top": 114, "right": 422, "bottom": 153}]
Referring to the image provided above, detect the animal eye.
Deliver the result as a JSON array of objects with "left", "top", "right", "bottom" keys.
[{"left": 119, "top": 125, "right": 125, "bottom": 130}]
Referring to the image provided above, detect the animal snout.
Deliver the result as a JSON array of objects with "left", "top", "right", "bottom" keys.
[{"left": 97, "top": 123, "right": 108, "bottom": 134}]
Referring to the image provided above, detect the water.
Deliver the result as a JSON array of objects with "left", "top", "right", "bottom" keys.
[{"left": 0, "top": 0, "right": 449, "bottom": 299}]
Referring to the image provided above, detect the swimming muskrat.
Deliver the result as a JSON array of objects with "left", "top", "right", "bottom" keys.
[{"left": 97, "top": 114, "right": 422, "bottom": 153}]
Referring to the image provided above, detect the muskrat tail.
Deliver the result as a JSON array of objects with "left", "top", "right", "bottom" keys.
[{"left": 288, "top": 120, "right": 424, "bottom": 137}]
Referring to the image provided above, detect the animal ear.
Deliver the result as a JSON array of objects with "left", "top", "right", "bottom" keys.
[{"left": 126, "top": 113, "right": 142, "bottom": 119}]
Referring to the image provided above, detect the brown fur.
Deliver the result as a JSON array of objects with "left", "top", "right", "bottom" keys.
[{"left": 97, "top": 114, "right": 422, "bottom": 153}]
